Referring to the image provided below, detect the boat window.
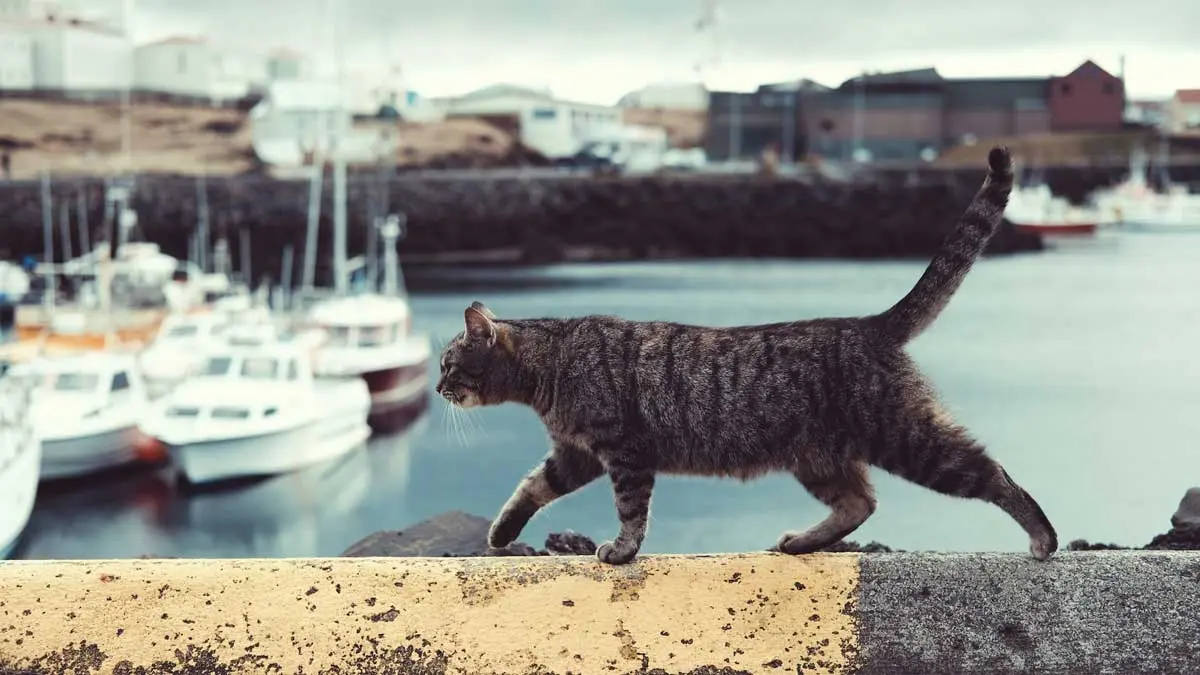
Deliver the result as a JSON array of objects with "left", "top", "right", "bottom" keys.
[
  {"left": 359, "top": 325, "right": 386, "bottom": 347},
  {"left": 111, "top": 371, "right": 130, "bottom": 392},
  {"left": 325, "top": 325, "right": 352, "bottom": 346},
  {"left": 240, "top": 357, "right": 279, "bottom": 380},
  {"left": 52, "top": 373, "right": 100, "bottom": 392},
  {"left": 286, "top": 359, "right": 299, "bottom": 381},
  {"left": 199, "top": 356, "right": 233, "bottom": 376},
  {"left": 212, "top": 406, "right": 250, "bottom": 419},
  {"left": 164, "top": 324, "right": 200, "bottom": 338}
]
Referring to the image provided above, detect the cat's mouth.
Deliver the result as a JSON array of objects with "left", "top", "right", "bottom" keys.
[{"left": 442, "top": 389, "right": 480, "bottom": 409}]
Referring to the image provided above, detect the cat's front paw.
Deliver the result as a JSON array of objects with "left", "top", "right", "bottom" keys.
[
  {"left": 487, "top": 517, "right": 523, "bottom": 549},
  {"left": 596, "top": 540, "right": 638, "bottom": 565},
  {"left": 773, "top": 530, "right": 820, "bottom": 555}
]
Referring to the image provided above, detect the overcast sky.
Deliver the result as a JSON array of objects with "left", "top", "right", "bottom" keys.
[{"left": 123, "top": 0, "right": 1199, "bottom": 103}]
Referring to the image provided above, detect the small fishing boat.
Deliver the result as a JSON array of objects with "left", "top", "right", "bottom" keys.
[
  {"left": 7, "top": 351, "right": 160, "bottom": 481},
  {"left": 303, "top": 217, "right": 431, "bottom": 433},
  {"left": 1005, "top": 184, "right": 1099, "bottom": 237},
  {"left": 138, "top": 298, "right": 274, "bottom": 398},
  {"left": 140, "top": 325, "right": 371, "bottom": 485},
  {"left": 306, "top": 294, "right": 431, "bottom": 433},
  {"left": 0, "top": 372, "right": 41, "bottom": 558}
]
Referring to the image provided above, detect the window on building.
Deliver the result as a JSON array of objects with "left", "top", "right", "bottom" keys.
[
  {"left": 531, "top": 107, "right": 556, "bottom": 120},
  {"left": 819, "top": 118, "right": 835, "bottom": 132},
  {"left": 1060, "top": 82, "right": 1071, "bottom": 95},
  {"left": 1102, "top": 82, "right": 1115, "bottom": 95}
]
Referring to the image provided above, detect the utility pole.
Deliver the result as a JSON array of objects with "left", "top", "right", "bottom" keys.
[
  {"left": 782, "top": 89, "right": 795, "bottom": 165},
  {"left": 851, "top": 71, "right": 865, "bottom": 162}
]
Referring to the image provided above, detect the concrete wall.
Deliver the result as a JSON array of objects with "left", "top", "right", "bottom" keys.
[{"left": 0, "top": 552, "right": 1197, "bottom": 673}]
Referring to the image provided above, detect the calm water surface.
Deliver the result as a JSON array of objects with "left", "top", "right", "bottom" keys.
[{"left": 14, "top": 230, "right": 1200, "bottom": 559}]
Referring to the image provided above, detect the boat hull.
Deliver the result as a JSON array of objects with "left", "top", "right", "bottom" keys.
[
  {"left": 0, "top": 415, "right": 41, "bottom": 560},
  {"left": 1013, "top": 222, "right": 1097, "bottom": 236},
  {"left": 361, "top": 361, "right": 432, "bottom": 433},
  {"left": 166, "top": 417, "right": 371, "bottom": 485},
  {"left": 157, "top": 379, "right": 373, "bottom": 485},
  {"left": 39, "top": 426, "right": 145, "bottom": 481}
]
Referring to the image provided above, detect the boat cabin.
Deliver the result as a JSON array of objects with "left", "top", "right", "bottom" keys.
[
  {"left": 152, "top": 312, "right": 231, "bottom": 347},
  {"left": 158, "top": 338, "right": 313, "bottom": 423},
  {"left": 306, "top": 295, "right": 411, "bottom": 350},
  {"left": 8, "top": 353, "right": 145, "bottom": 406}
]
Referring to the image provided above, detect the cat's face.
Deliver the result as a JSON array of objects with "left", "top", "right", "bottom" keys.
[{"left": 435, "top": 302, "right": 510, "bottom": 409}]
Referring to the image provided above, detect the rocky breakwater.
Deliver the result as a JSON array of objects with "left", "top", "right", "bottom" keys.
[
  {"left": 0, "top": 169, "right": 1041, "bottom": 282},
  {"left": 345, "top": 487, "right": 1200, "bottom": 559}
]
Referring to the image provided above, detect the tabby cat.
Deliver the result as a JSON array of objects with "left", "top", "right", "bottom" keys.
[{"left": 435, "top": 146, "right": 1057, "bottom": 565}]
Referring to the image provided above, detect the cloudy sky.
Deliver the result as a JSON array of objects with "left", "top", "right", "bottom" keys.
[{"left": 121, "top": 0, "right": 1199, "bottom": 103}]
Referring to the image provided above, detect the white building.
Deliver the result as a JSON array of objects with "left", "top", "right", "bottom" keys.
[
  {"left": 617, "top": 81, "right": 709, "bottom": 111},
  {"left": 437, "top": 84, "right": 623, "bottom": 158},
  {"left": 134, "top": 36, "right": 267, "bottom": 102},
  {"left": 30, "top": 16, "right": 130, "bottom": 92},
  {"left": 249, "top": 79, "right": 397, "bottom": 170},
  {"left": 0, "top": 21, "right": 35, "bottom": 89},
  {"left": 0, "top": 0, "right": 132, "bottom": 94}
]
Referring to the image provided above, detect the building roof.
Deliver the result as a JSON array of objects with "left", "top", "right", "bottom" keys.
[
  {"left": 944, "top": 78, "right": 1049, "bottom": 109},
  {"left": 1058, "top": 59, "right": 1116, "bottom": 80},
  {"left": 141, "top": 35, "right": 207, "bottom": 47},
  {"left": 757, "top": 78, "right": 831, "bottom": 93},
  {"left": 0, "top": 15, "right": 124, "bottom": 36},
  {"left": 457, "top": 83, "right": 553, "bottom": 102},
  {"left": 1175, "top": 89, "right": 1200, "bottom": 104},
  {"left": 840, "top": 67, "right": 943, "bottom": 89}
]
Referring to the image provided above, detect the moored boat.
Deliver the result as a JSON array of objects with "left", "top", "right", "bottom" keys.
[
  {"left": 140, "top": 326, "right": 371, "bottom": 485},
  {"left": 0, "top": 371, "right": 40, "bottom": 558},
  {"left": 7, "top": 351, "right": 161, "bottom": 481}
]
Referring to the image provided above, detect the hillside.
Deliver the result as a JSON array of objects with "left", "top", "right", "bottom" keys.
[
  {"left": 0, "top": 98, "right": 530, "bottom": 178},
  {"left": 0, "top": 99, "right": 256, "bottom": 177}
]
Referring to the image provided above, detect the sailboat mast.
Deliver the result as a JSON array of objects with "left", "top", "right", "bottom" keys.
[{"left": 329, "top": 0, "right": 348, "bottom": 295}]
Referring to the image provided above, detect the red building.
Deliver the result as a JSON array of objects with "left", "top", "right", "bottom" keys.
[
  {"left": 1047, "top": 60, "right": 1126, "bottom": 132},
  {"left": 707, "top": 60, "right": 1127, "bottom": 162}
]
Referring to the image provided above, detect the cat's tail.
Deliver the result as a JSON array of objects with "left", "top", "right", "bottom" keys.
[{"left": 874, "top": 146, "right": 1014, "bottom": 345}]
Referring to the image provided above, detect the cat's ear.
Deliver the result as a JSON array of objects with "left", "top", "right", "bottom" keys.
[
  {"left": 469, "top": 301, "right": 496, "bottom": 320},
  {"left": 465, "top": 304, "right": 497, "bottom": 346}
]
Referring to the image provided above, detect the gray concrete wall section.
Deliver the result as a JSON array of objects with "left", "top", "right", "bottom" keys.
[{"left": 856, "top": 551, "right": 1200, "bottom": 674}]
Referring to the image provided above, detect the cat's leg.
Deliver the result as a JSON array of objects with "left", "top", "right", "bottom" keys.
[
  {"left": 596, "top": 463, "right": 655, "bottom": 565},
  {"left": 875, "top": 414, "right": 1058, "bottom": 561},
  {"left": 774, "top": 460, "right": 877, "bottom": 554},
  {"left": 488, "top": 443, "right": 605, "bottom": 549}
]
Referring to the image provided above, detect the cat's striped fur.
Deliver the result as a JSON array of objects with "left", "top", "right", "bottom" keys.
[{"left": 436, "top": 146, "right": 1057, "bottom": 565}]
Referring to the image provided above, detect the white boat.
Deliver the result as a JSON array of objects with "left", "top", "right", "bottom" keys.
[
  {"left": 139, "top": 328, "right": 372, "bottom": 485},
  {"left": 0, "top": 372, "right": 41, "bottom": 558},
  {"left": 1089, "top": 145, "right": 1200, "bottom": 232},
  {"left": 1005, "top": 183, "right": 1099, "bottom": 237},
  {"left": 306, "top": 294, "right": 432, "bottom": 433},
  {"left": 7, "top": 352, "right": 156, "bottom": 481},
  {"left": 138, "top": 300, "right": 275, "bottom": 398}
]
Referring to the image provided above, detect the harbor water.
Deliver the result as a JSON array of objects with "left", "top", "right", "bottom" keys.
[{"left": 12, "top": 229, "right": 1200, "bottom": 559}]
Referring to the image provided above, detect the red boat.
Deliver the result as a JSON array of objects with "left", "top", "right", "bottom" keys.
[{"left": 305, "top": 294, "right": 432, "bottom": 434}]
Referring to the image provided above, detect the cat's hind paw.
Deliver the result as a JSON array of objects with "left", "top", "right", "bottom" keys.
[{"left": 596, "top": 540, "right": 638, "bottom": 565}]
